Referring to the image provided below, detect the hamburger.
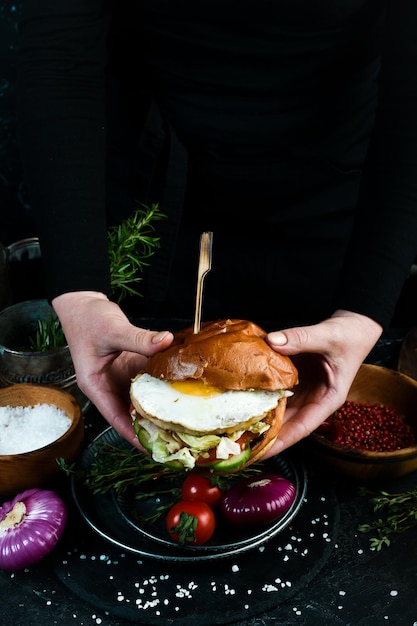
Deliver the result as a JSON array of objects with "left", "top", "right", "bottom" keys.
[{"left": 129, "top": 319, "right": 298, "bottom": 472}]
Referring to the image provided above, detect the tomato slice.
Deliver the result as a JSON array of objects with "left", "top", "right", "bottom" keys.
[{"left": 194, "top": 431, "right": 257, "bottom": 470}]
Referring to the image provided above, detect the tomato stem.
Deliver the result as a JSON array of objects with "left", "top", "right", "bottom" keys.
[{"left": 169, "top": 511, "right": 198, "bottom": 545}]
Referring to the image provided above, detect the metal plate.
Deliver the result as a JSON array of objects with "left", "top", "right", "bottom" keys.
[{"left": 71, "top": 426, "right": 307, "bottom": 562}]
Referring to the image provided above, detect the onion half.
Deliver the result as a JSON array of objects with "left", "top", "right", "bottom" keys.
[
  {"left": 220, "top": 473, "right": 296, "bottom": 528},
  {"left": 0, "top": 488, "right": 67, "bottom": 571}
]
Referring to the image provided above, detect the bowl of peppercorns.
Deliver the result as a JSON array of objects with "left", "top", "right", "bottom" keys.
[{"left": 306, "top": 364, "right": 417, "bottom": 482}]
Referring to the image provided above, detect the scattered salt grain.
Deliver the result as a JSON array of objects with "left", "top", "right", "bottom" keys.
[{"left": 0, "top": 403, "right": 71, "bottom": 454}]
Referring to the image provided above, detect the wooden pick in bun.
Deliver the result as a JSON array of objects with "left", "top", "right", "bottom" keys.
[{"left": 130, "top": 319, "right": 298, "bottom": 472}]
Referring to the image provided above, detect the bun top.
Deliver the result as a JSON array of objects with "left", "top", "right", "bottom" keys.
[{"left": 146, "top": 319, "right": 298, "bottom": 391}]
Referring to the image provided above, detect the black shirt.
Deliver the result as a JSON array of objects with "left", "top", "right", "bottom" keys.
[{"left": 17, "top": 0, "right": 417, "bottom": 328}]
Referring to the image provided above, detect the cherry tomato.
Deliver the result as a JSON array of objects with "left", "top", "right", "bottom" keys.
[
  {"left": 166, "top": 500, "right": 216, "bottom": 545},
  {"left": 181, "top": 472, "right": 224, "bottom": 508}
]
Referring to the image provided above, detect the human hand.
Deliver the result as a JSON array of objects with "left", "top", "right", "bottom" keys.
[
  {"left": 262, "top": 310, "right": 383, "bottom": 456},
  {"left": 52, "top": 291, "right": 174, "bottom": 447}
]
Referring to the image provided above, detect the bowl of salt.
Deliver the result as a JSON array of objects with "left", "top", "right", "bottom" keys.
[{"left": 0, "top": 383, "right": 84, "bottom": 496}]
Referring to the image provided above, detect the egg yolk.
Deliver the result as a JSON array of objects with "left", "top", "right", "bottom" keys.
[{"left": 169, "top": 380, "right": 223, "bottom": 397}]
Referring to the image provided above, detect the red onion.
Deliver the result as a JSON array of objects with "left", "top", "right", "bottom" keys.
[
  {"left": 0, "top": 488, "right": 67, "bottom": 571},
  {"left": 221, "top": 473, "right": 296, "bottom": 528}
]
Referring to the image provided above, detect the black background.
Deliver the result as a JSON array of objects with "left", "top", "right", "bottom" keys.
[
  {"left": 1, "top": 1, "right": 416, "bottom": 325},
  {"left": 0, "top": 1, "right": 36, "bottom": 246}
]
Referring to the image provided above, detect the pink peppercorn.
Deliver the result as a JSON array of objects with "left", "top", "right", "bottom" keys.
[{"left": 321, "top": 401, "right": 417, "bottom": 452}]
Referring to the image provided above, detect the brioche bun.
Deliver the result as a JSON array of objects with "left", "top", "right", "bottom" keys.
[
  {"left": 146, "top": 318, "right": 298, "bottom": 391},
  {"left": 130, "top": 319, "right": 298, "bottom": 472}
]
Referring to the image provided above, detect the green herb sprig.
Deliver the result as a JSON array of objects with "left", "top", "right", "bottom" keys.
[
  {"left": 29, "top": 314, "right": 67, "bottom": 351},
  {"left": 59, "top": 443, "right": 262, "bottom": 497},
  {"left": 58, "top": 443, "right": 263, "bottom": 524},
  {"left": 58, "top": 448, "right": 183, "bottom": 524},
  {"left": 358, "top": 486, "right": 417, "bottom": 550},
  {"left": 108, "top": 202, "right": 166, "bottom": 302},
  {"left": 59, "top": 443, "right": 182, "bottom": 496},
  {"left": 28, "top": 202, "right": 165, "bottom": 352}
]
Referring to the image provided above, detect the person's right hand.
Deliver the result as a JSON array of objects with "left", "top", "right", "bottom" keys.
[{"left": 52, "top": 291, "right": 174, "bottom": 447}]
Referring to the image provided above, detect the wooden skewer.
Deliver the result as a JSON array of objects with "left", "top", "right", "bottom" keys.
[{"left": 193, "top": 231, "right": 213, "bottom": 334}]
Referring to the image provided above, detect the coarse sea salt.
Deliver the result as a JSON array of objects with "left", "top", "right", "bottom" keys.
[{"left": 0, "top": 403, "right": 71, "bottom": 454}]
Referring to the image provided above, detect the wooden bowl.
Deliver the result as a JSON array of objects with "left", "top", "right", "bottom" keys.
[
  {"left": 305, "top": 364, "right": 417, "bottom": 482},
  {"left": 0, "top": 383, "right": 84, "bottom": 496}
]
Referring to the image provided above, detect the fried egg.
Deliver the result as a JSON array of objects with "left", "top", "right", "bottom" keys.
[{"left": 130, "top": 372, "right": 291, "bottom": 435}]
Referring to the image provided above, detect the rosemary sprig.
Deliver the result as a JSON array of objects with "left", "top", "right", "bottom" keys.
[
  {"left": 108, "top": 202, "right": 166, "bottom": 302},
  {"left": 358, "top": 486, "right": 417, "bottom": 550},
  {"left": 29, "top": 314, "right": 67, "bottom": 351},
  {"left": 27, "top": 202, "right": 165, "bottom": 352}
]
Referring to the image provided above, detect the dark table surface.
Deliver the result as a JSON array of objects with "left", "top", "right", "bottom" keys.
[{"left": 1, "top": 329, "right": 417, "bottom": 626}]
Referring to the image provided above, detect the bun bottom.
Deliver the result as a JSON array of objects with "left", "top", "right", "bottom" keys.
[{"left": 220, "top": 397, "right": 287, "bottom": 473}]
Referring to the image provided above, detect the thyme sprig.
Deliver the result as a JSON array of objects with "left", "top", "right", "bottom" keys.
[
  {"left": 133, "top": 488, "right": 183, "bottom": 525},
  {"left": 358, "top": 486, "right": 417, "bottom": 550},
  {"left": 59, "top": 442, "right": 263, "bottom": 524},
  {"left": 61, "top": 442, "right": 262, "bottom": 496},
  {"left": 108, "top": 202, "right": 166, "bottom": 302},
  {"left": 61, "top": 443, "right": 183, "bottom": 497}
]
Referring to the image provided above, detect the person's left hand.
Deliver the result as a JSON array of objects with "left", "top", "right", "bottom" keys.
[{"left": 261, "top": 309, "right": 383, "bottom": 456}]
